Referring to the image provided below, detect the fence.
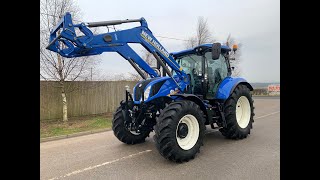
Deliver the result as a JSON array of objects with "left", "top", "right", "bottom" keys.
[{"left": 40, "top": 81, "right": 137, "bottom": 120}]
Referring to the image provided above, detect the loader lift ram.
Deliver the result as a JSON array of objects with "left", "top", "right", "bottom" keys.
[{"left": 47, "top": 12, "right": 255, "bottom": 162}]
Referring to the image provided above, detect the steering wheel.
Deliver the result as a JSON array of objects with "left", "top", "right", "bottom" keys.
[{"left": 192, "top": 68, "right": 197, "bottom": 75}]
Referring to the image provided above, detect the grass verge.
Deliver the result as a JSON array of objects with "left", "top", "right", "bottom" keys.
[{"left": 40, "top": 114, "right": 112, "bottom": 138}]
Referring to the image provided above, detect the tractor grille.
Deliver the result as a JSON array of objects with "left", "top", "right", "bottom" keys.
[{"left": 134, "top": 79, "right": 154, "bottom": 101}]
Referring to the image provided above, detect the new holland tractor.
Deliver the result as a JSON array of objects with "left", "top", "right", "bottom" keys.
[{"left": 47, "top": 13, "right": 255, "bottom": 162}]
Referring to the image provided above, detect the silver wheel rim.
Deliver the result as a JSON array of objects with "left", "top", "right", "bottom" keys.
[
  {"left": 129, "top": 130, "right": 140, "bottom": 135},
  {"left": 236, "top": 96, "right": 251, "bottom": 128},
  {"left": 176, "top": 114, "right": 199, "bottom": 150}
]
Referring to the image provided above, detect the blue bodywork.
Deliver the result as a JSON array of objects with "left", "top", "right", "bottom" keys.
[
  {"left": 133, "top": 76, "right": 179, "bottom": 104},
  {"left": 46, "top": 12, "right": 252, "bottom": 109}
]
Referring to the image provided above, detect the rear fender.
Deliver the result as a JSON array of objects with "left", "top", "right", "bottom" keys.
[{"left": 215, "top": 77, "right": 253, "bottom": 100}]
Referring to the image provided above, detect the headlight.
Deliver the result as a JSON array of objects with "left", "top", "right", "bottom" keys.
[{"left": 143, "top": 86, "right": 151, "bottom": 100}]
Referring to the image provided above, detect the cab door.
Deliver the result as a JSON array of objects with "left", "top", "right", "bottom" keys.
[{"left": 205, "top": 52, "right": 228, "bottom": 99}]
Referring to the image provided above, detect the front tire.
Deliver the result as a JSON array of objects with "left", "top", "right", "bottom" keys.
[
  {"left": 112, "top": 106, "right": 150, "bottom": 144},
  {"left": 220, "top": 84, "right": 255, "bottom": 139},
  {"left": 154, "top": 100, "right": 206, "bottom": 162}
]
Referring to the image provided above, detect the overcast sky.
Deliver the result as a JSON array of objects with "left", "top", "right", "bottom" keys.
[{"left": 76, "top": 0, "right": 279, "bottom": 83}]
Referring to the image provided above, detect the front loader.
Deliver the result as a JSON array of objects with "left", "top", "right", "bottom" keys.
[{"left": 46, "top": 12, "right": 255, "bottom": 162}]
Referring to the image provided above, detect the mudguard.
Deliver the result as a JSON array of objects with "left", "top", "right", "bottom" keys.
[
  {"left": 170, "top": 94, "right": 207, "bottom": 116},
  {"left": 215, "top": 77, "right": 253, "bottom": 100}
]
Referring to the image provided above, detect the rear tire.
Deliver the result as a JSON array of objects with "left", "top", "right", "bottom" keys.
[
  {"left": 219, "top": 84, "right": 255, "bottom": 139},
  {"left": 112, "top": 106, "right": 151, "bottom": 144},
  {"left": 154, "top": 100, "right": 206, "bottom": 162}
]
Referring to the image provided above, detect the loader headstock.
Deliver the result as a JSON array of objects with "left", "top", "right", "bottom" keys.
[{"left": 46, "top": 12, "right": 79, "bottom": 56}]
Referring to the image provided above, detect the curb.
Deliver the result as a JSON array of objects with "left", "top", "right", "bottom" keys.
[{"left": 40, "top": 128, "right": 112, "bottom": 143}]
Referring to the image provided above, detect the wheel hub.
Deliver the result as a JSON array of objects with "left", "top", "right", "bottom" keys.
[{"left": 177, "top": 123, "right": 188, "bottom": 138}]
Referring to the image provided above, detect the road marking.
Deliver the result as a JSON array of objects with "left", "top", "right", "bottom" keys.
[
  {"left": 255, "top": 111, "right": 280, "bottom": 119},
  {"left": 48, "top": 150, "right": 152, "bottom": 180}
]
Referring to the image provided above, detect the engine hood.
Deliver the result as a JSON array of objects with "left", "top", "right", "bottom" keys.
[{"left": 133, "top": 76, "right": 178, "bottom": 103}]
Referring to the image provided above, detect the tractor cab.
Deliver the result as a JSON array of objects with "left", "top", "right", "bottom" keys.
[{"left": 172, "top": 44, "right": 232, "bottom": 99}]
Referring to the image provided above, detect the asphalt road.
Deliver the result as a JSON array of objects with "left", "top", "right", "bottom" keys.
[{"left": 40, "top": 97, "right": 280, "bottom": 180}]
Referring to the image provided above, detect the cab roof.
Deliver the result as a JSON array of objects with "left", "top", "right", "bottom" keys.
[{"left": 171, "top": 43, "right": 231, "bottom": 58}]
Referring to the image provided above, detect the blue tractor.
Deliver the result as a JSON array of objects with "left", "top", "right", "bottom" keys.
[{"left": 47, "top": 13, "right": 255, "bottom": 162}]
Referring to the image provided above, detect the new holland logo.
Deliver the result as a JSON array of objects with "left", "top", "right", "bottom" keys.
[
  {"left": 139, "top": 84, "right": 142, "bottom": 88},
  {"left": 140, "top": 30, "right": 170, "bottom": 58}
]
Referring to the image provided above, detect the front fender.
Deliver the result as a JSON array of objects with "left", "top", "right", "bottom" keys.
[
  {"left": 215, "top": 77, "right": 253, "bottom": 100},
  {"left": 170, "top": 94, "right": 207, "bottom": 115}
]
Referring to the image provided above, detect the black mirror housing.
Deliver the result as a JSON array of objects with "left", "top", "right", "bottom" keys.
[{"left": 212, "top": 43, "right": 221, "bottom": 60}]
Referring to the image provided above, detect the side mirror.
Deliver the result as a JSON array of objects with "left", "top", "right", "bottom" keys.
[{"left": 212, "top": 43, "right": 221, "bottom": 60}]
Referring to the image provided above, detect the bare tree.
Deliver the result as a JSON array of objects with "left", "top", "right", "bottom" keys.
[
  {"left": 185, "top": 17, "right": 243, "bottom": 77},
  {"left": 127, "top": 49, "right": 156, "bottom": 81},
  {"left": 143, "top": 49, "right": 156, "bottom": 67},
  {"left": 185, "top": 37, "right": 197, "bottom": 49},
  {"left": 226, "top": 34, "right": 242, "bottom": 77},
  {"left": 40, "top": 0, "right": 99, "bottom": 122},
  {"left": 185, "top": 17, "right": 213, "bottom": 49},
  {"left": 126, "top": 72, "right": 142, "bottom": 81}
]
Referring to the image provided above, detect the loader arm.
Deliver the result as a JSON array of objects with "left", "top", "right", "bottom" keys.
[{"left": 46, "top": 12, "right": 189, "bottom": 90}]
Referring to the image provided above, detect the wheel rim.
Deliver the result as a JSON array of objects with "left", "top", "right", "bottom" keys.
[
  {"left": 176, "top": 114, "right": 199, "bottom": 150},
  {"left": 129, "top": 130, "right": 140, "bottom": 135},
  {"left": 236, "top": 96, "right": 251, "bottom": 128},
  {"left": 124, "top": 122, "right": 141, "bottom": 135}
]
